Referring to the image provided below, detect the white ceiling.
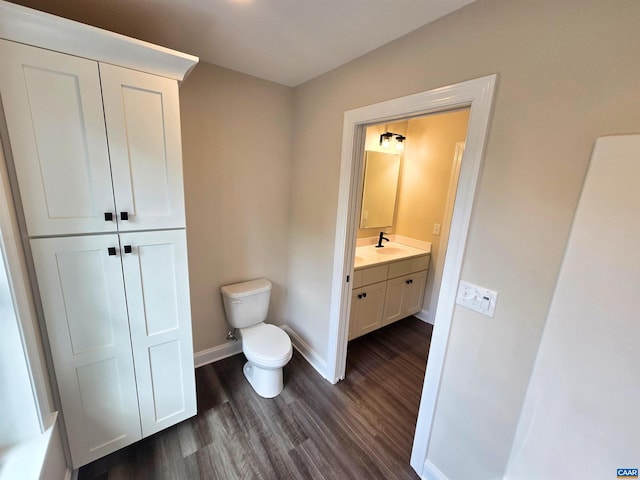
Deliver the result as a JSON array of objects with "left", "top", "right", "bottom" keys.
[{"left": 9, "top": 0, "right": 476, "bottom": 86}]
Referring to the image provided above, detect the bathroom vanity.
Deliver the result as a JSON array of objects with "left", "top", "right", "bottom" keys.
[{"left": 349, "top": 242, "right": 430, "bottom": 340}]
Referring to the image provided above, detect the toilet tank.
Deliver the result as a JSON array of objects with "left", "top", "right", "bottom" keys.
[{"left": 221, "top": 278, "right": 272, "bottom": 329}]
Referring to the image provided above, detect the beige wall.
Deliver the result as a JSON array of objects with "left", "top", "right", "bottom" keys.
[
  {"left": 396, "top": 110, "right": 469, "bottom": 242},
  {"left": 180, "top": 63, "right": 293, "bottom": 353},
  {"left": 398, "top": 110, "right": 470, "bottom": 317},
  {"left": 288, "top": 1, "right": 640, "bottom": 478}
]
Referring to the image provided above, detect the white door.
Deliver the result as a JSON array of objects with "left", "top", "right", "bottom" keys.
[
  {"left": 100, "top": 64, "right": 186, "bottom": 231},
  {"left": 120, "top": 230, "right": 196, "bottom": 436},
  {"left": 0, "top": 40, "right": 117, "bottom": 237},
  {"left": 30, "top": 235, "right": 141, "bottom": 468}
]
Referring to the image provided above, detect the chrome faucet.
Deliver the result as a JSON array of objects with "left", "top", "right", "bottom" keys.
[{"left": 376, "top": 231, "right": 390, "bottom": 248}]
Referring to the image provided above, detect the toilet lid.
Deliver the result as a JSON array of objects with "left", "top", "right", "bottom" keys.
[{"left": 242, "top": 324, "right": 291, "bottom": 363}]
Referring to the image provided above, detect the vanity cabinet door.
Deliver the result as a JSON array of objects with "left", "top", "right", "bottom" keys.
[
  {"left": 350, "top": 281, "right": 387, "bottom": 339},
  {"left": 120, "top": 229, "right": 196, "bottom": 436},
  {"left": 0, "top": 40, "right": 116, "bottom": 236},
  {"left": 383, "top": 275, "right": 407, "bottom": 326},
  {"left": 348, "top": 289, "right": 361, "bottom": 340},
  {"left": 30, "top": 235, "right": 142, "bottom": 467},
  {"left": 404, "top": 269, "right": 428, "bottom": 316},
  {"left": 100, "top": 63, "right": 186, "bottom": 231},
  {"left": 383, "top": 270, "right": 428, "bottom": 326}
]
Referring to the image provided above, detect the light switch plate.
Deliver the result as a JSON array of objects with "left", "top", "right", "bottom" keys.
[{"left": 456, "top": 280, "right": 498, "bottom": 317}]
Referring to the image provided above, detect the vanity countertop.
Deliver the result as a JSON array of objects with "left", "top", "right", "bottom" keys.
[{"left": 354, "top": 241, "right": 431, "bottom": 270}]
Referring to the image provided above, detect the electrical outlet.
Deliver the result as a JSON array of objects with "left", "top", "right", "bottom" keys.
[
  {"left": 433, "top": 223, "right": 441, "bottom": 235},
  {"left": 456, "top": 280, "right": 498, "bottom": 317}
]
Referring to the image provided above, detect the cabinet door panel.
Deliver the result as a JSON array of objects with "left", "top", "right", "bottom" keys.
[
  {"left": 100, "top": 63, "right": 185, "bottom": 230},
  {"left": 0, "top": 40, "right": 116, "bottom": 236},
  {"left": 405, "top": 270, "right": 428, "bottom": 315},
  {"left": 357, "top": 281, "right": 387, "bottom": 336},
  {"left": 383, "top": 276, "right": 406, "bottom": 326},
  {"left": 30, "top": 235, "right": 141, "bottom": 468},
  {"left": 348, "top": 288, "right": 361, "bottom": 340},
  {"left": 120, "top": 230, "right": 196, "bottom": 436}
]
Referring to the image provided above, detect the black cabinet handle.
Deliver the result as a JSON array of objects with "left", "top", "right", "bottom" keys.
[
  {"left": 104, "top": 212, "right": 113, "bottom": 221},
  {"left": 406, "top": 279, "right": 413, "bottom": 284},
  {"left": 123, "top": 245, "right": 132, "bottom": 254},
  {"left": 357, "top": 293, "right": 363, "bottom": 299},
  {"left": 362, "top": 292, "right": 367, "bottom": 298},
  {"left": 107, "top": 247, "right": 117, "bottom": 256},
  {"left": 120, "top": 211, "right": 129, "bottom": 221}
]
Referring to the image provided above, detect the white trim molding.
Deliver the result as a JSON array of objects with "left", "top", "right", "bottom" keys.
[
  {"left": 281, "top": 325, "right": 327, "bottom": 379},
  {"left": 414, "top": 309, "right": 432, "bottom": 324},
  {"left": 325, "top": 74, "right": 498, "bottom": 476},
  {"left": 423, "top": 460, "right": 450, "bottom": 480},
  {"left": 194, "top": 341, "right": 243, "bottom": 368}
]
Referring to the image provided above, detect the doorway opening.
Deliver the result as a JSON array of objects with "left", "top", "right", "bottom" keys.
[
  {"left": 348, "top": 110, "right": 469, "bottom": 345},
  {"left": 326, "top": 75, "right": 497, "bottom": 476}
]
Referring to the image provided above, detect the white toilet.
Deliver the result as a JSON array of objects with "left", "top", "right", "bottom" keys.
[{"left": 221, "top": 278, "right": 292, "bottom": 398}]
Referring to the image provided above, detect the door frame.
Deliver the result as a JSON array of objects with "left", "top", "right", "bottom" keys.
[{"left": 325, "top": 74, "right": 497, "bottom": 475}]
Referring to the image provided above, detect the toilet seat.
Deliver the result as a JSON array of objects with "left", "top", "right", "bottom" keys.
[{"left": 241, "top": 323, "right": 292, "bottom": 368}]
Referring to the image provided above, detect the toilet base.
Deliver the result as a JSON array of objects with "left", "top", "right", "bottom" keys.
[{"left": 243, "top": 361, "right": 284, "bottom": 398}]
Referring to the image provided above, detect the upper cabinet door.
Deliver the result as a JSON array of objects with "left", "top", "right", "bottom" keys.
[
  {"left": 0, "top": 40, "right": 117, "bottom": 236},
  {"left": 100, "top": 63, "right": 186, "bottom": 231}
]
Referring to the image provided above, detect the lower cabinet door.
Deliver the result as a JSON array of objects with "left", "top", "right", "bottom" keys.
[
  {"left": 383, "top": 270, "right": 428, "bottom": 326},
  {"left": 30, "top": 235, "right": 142, "bottom": 468},
  {"left": 120, "top": 229, "right": 196, "bottom": 436},
  {"left": 348, "top": 288, "right": 360, "bottom": 341},
  {"left": 382, "top": 276, "right": 407, "bottom": 326},
  {"left": 356, "top": 281, "right": 387, "bottom": 336},
  {"left": 404, "top": 270, "right": 428, "bottom": 315}
]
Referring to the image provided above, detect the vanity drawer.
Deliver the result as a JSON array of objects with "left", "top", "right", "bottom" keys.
[
  {"left": 387, "top": 254, "right": 430, "bottom": 279},
  {"left": 353, "top": 264, "right": 389, "bottom": 288}
]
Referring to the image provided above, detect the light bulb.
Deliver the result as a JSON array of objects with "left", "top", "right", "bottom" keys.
[{"left": 382, "top": 137, "right": 390, "bottom": 148}]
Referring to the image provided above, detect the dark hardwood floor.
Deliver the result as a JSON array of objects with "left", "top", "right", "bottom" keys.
[{"left": 78, "top": 317, "right": 433, "bottom": 479}]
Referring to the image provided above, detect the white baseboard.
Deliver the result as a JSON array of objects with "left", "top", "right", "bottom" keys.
[
  {"left": 69, "top": 468, "right": 78, "bottom": 480},
  {"left": 423, "top": 460, "right": 450, "bottom": 480},
  {"left": 281, "top": 324, "right": 327, "bottom": 379},
  {"left": 194, "top": 340, "right": 243, "bottom": 368},
  {"left": 414, "top": 309, "right": 433, "bottom": 324}
]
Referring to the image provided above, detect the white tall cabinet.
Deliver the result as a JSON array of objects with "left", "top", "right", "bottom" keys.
[{"left": 0, "top": 19, "right": 197, "bottom": 469}]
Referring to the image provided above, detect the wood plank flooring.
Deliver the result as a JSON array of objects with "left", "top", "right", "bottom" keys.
[{"left": 78, "top": 317, "right": 433, "bottom": 480}]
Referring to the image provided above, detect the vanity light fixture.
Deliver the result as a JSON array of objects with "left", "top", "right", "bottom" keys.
[
  {"left": 380, "top": 132, "right": 393, "bottom": 148},
  {"left": 379, "top": 131, "right": 406, "bottom": 151}
]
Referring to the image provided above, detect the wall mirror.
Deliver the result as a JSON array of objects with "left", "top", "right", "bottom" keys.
[{"left": 359, "top": 150, "right": 401, "bottom": 229}]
